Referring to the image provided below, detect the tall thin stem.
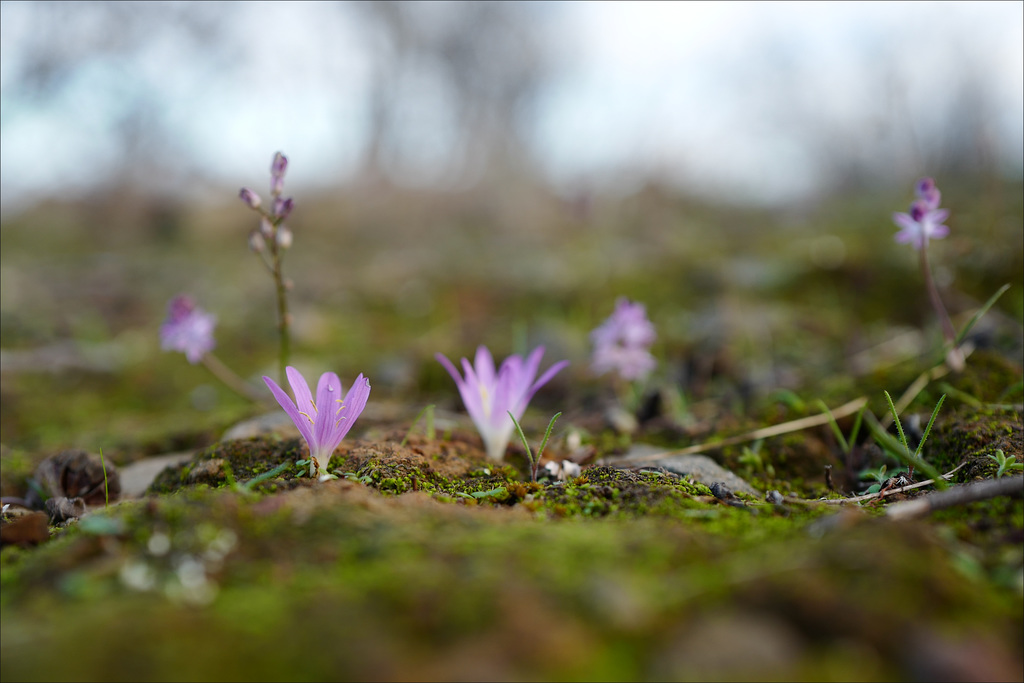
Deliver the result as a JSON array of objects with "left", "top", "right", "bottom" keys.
[
  {"left": 271, "top": 249, "right": 290, "bottom": 388},
  {"left": 919, "top": 246, "right": 964, "bottom": 371}
]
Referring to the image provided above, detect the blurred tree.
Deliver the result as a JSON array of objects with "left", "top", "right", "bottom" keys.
[
  {"left": 350, "top": 1, "right": 555, "bottom": 187},
  {"left": 735, "top": 21, "right": 1011, "bottom": 195},
  {"left": 1, "top": 1, "right": 238, "bottom": 193}
]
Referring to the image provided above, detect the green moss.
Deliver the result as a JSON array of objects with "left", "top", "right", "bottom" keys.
[
  {"left": 2, "top": 482, "right": 1020, "bottom": 682},
  {"left": 926, "top": 408, "right": 1023, "bottom": 481}
]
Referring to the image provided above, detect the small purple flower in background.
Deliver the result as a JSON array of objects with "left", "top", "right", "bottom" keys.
[
  {"left": 590, "top": 297, "right": 657, "bottom": 381},
  {"left": 893, "top": 177, "right": 950, "bottom": 251},
  {"left": 160, "top": 295, "right": 216, "bottom": 364},
  {"left": 263, "top": 367, "right": 371, "bottom": 479},
  {"left": 436, "top": 346, "right": 568, "bottom": 462}
]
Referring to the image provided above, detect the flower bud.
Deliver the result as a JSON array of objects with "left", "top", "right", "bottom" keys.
[
  {"left": 276, "top": 226, "right": 293, "bottom": 250},
  {"left": 239, "top": 187, "right": 262, "bottom": 209},
  {"left": 270, "top": 152, "right": 288, "bottom": 195},
  {"left": 274, "top": 197, "right": 294, "bottom": 220},
  {"left": 260, "top": 218, "right": 275, "bottom": 238},
  {"left": 271, "top": 152, "right": 288, "bottom": 179},
  {"left": 248, "top": 230, "right": 266, "bottom": 253}
]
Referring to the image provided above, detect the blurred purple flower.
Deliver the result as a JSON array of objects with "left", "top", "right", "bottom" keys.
[
  {"left": 915, "top": 177, "right": 941, "bottom": 210},
  {"left": 239, "top": 187, "right": 261, "bottom": 209},
  {"left": 160, "top": 295, "right": 216, "bottom": 364},
  {"left": 263, "top": 367, "right": 371, "bottom": 478},
  {"left": 436, "top": 346, "right": 568, "bottom": 462},
  {"left": 591, "top": 297, "right": 657, "bottom": 381},
  {"left": 270, "top": 152, "right": 288, "bottom": 195},
  {"left": 273, "top": 197, "right": 294, "bottom": 220},
  {"left": 893, "top": 178, "right": 949, "bottom": 251}
]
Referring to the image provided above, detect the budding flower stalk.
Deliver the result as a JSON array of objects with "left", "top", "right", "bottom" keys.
[
  {"left": 238, "top": 151, "right": 296, "bottom": 386},
  {"left": 891, "top": 177, "right": 964, "bottom": 372}
]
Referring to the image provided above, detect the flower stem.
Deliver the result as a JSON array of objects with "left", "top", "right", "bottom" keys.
[
  {"left": 201, "top": 353, "right": 264, "bottom": 403},
  {"left": 919, "top": 246, "right": 964, "bottom": 372},
  {"left": 271, "top": 249, "right": 290, "bottom": 388}
]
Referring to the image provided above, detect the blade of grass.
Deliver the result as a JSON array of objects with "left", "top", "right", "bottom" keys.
[
  {"left": 936, "top": 382, "right": 982, "bottom": 409},
  {"left": 954, "top": 283, "right": 1010, "bottom": 347},
  {"left": 99, "top": 448, "right": 109, "bottom": 507},
  {"left": 817, "top": 399, "right": 849, "bottom": 453},
  {"left": 536, "top": 412, "right": 562, "bottom": 461},
  {"left": 400, "top": 404, "right": 436, "bottom": 447},
  {"left": 884, "top": 390, "right": 910, "bottom": 453},
  {"left": 241, "top": 461, "right": 293, "bottom": 491},
  {"left": 864, "top": 410, "right": 947, "bottom": 489},
  {"left": 848, "top": 405, "right": 864, "bottom": 446},
  {"left": 914, "top": 394, "right": 945, "bottom": 460},
  {"left": 509, "top": 412, "right": 534, "bottom": 465}
]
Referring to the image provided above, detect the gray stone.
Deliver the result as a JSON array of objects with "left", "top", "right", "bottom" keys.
[
  {"left": 118, "top": 451, "right": 195, "bottom": 498},
  {"left": 656, "top": 455, "right": 760, "bottom": 497},
  {"left": 612, "top": 444, "right": 760, "bottom": 497}
]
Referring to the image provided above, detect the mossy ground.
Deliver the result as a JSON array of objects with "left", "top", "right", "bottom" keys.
[
  {"left": 3, "top": 406, "right": 1023, "bottom": 681},
  {"left": 3, "top": 473, "right": 1021, "bottom": 682},
  {"left": 2, "top": 183, "right": 1022, "bottom": 680}
]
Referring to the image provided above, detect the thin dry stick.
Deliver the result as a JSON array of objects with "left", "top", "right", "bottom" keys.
[
  {"left": 886, "top": 474, "right": 1023, "bottom": 521},
  {"left": 821, "top": 461, "right": 967, "bottom": 505},
  {"left": 598, "top": 396, "right": 868, "bottom": 466}
]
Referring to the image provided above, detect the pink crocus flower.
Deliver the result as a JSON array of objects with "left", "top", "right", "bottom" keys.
[
  {"left": 160, "top": 295, "right": 216, "bottom": 364},
  {"left": 436, "top": 346, "right": 568, "bottom": 462},
  {"left": 263, "top": 367, "right": 371, "bottom": 478},
  {"left": 893, "top": 177, "right": 950, "bottom": 251},
  {"left": 590, "top": 297, "right": 657, "bottom": 381}
]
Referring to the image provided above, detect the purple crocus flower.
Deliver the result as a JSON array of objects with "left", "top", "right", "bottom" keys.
[
  {"left": 263, "top": 367, "right": 371, "bottom": 478},
  {"left": 590, "top": 297, "right": 657, "bottom": 381},
  {"left": 436, "top": 346, "right": 568, "bottom": 462},
  {"left": 160, "top": 295, "right": 216, "bottom": 364},
  {"left": 893, "top": 177, "right": 950, "bottom": 251}
]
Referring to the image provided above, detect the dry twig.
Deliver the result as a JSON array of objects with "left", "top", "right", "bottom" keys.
[
  {"left": 821, "top": 462, "right": 967, "bottom": 505},
  {"left": 885, "top": 474, "right": 1023, "bottom": 521},
  {"left": 598, "top": 396, "right": 868, "bottom": 466}
]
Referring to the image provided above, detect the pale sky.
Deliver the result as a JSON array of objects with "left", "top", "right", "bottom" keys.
[{"left": 1, "top": 1, "right": 1021, "bottom": 212}]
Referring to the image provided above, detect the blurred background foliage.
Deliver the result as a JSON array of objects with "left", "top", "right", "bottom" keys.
[{"left": 1, "top": 1, "right": 1021, "bottom": 455}]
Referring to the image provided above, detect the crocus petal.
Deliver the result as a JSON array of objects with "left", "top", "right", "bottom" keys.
[
  {"left": 321, "top": 374, "right": 370, "bottom": 457},
  {"left": 437, "top": 352, "right": 483, "bottom": 425},
  {"left": 338, "top": 375, "right": 371, "bottom": 438},
  {"left": 314, "top": 372, "right": 342, "bottom": 451},
  {"left": 263, "top": 375, "right": 315, "bottom": 446},
  {"left": 474, "top": 346, "right": 497, "bottom": 390},
  {"left": 286, "top": 366, "right": 317, "bottom": 424}
]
